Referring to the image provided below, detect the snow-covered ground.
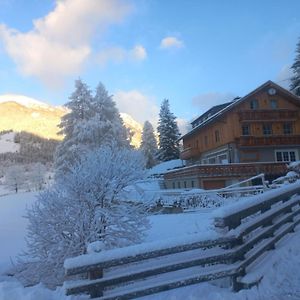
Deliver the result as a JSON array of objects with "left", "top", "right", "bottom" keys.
[
  {"left": 0, "top": 192, "right": 36, "bottom": 273},
  {"left": 0, "top": 132, "right": 19, "bottom": 154},
  {"left": 0, "top": 189, "right": 300, "bottom": 299}
]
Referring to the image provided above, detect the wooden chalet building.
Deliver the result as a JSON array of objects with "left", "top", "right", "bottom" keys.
[{"left": 165, "top": 81, "right": 300, "bottom": 189}]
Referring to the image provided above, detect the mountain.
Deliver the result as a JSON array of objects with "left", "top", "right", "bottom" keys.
[
  {"left": 120, "top": 113, "right": 143, "bottom": 148},
  {"left": 0, "top": 94, "right": 143, "bottom": 147}
]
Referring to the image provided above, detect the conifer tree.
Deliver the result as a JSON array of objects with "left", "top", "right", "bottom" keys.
[
  {"left": 58, "top": 79, "right": 92, "bottom": 138},
  {"left": 55, "top": 80, "right": 129, "bottom": 175},
  {"left": 140, "top": 121, "right": 158, "bottom": 168},
  {"left": 290, "top": 38, "right": 300, "bottom": 96},
  {"left": 157, "top": 99, "right": 180, "bottom": 161}
]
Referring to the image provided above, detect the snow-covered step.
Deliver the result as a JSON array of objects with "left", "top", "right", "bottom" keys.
[
  {"left": 99, "top": 263, "right": 239, "bottom": 300},
  {"left": 65, "top": 246, "right": 234, "bottom": 296},
  {"left": 233, "top": 196, "right": 300, "bottom": 238}
]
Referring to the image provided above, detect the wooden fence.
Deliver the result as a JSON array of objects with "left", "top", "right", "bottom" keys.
[{"left": 64, "top": 183, "right": 300, "bottom": 300}]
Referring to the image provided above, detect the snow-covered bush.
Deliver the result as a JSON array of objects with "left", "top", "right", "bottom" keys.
[
  {"left": 288, "top": 161, "right": 300, "bottom": 176},
  {"left": 272, "top": 161, "right": 300, "bottom": 185},
  {"left": 15, "top": 146, "right": 148, "bottom": 287}
]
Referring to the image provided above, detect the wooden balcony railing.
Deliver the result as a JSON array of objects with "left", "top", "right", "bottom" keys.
[
  {"left": 238, "top": 110, "right": 298, "bottom": 122},
  {"left": 237, "top": 135, "right": 300, "bottom": 147},
  {"left": 180, "top": 147, "right": 199, "bottom": 160},
  {"left": 164, "top": 162, "right": 287, "bottom": 180}
]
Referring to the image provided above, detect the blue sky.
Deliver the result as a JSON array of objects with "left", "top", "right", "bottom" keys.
[{"left": 0, "top": 0, "right": 299, "bottom": 130}]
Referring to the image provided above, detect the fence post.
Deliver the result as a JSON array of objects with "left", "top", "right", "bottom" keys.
[{"left": 88, "top": 269, "right": 103, "bottom": 298}]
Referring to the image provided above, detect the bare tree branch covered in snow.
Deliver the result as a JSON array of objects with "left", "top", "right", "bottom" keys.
[{"left": 15, "top": 146, "right": 148, "bottom": 287}]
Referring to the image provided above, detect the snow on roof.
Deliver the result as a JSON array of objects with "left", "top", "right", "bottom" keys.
[{"left": 148, "top": 159, "right": 185, "bottom": 176}]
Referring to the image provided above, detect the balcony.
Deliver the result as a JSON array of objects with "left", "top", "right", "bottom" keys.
[
  {"left": 164, "top": 162, "right": 287, "bottom": 180},
  {"left": 237, "top": 135, "right": 300, "bottom": 147},
  {"left": 180, "top": 147, "right": 199, "bottom": 160},
  {"left": 238, "top": 110, "right": 298, "bottom": 122}
]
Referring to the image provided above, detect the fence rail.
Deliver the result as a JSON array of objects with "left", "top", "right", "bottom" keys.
[{"left": 64, "top": 182, "right": 300, "bottom": 299}]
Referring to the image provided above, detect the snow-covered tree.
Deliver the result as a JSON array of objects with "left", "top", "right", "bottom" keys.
[
  {"left": 55, "top": 80, "right": 129, "bottom": 175},
  {"left": 140, "top": 121, "right": 158, "bottom": 168},
  {"left": 85, "top": 82, "right": 129, "bottom": 148},
  {"left": 58, "top": 79, "right": 93, "bottom": 137},
  {"left": 5, "top": 165, "right": 26, "bottom": 193},
  {"left": 290, "top": 38, "right": 300, "bottom": 96},
  {"left": 55, "top": 79, "right": 93, "bottom": 174},
  {"left": 157, "top": 99, "right": 181, "bottom": 161},
  {"left": 16, "top": 146, "right": 148, "bottom": 287},
  {"left": 27, "top": 163, "right": 47, "bottom": 191}
]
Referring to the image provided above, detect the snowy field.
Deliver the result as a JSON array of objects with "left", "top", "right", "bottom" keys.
[
  {"left": 0, "top": 132, "right": 19, "bottom": 154},
  {"left": 0, "top": 192, "right": 36, "bottom": 273},
  {"left": 0, "top": 190, "right": 300, "bottom": 299}
]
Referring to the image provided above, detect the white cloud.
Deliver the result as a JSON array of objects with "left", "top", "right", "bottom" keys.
[
  {"left": 176, "top": 118, "right": 191, "bottom": 135},
  {"left": 0, "top": 0, "right": 132, "bottom": 87},
  {"left": 130, "top": 45, "right": 147, "bottom": 61},
  {"left": 192, "top": 92, "right": 236, "bottom": 116},
  {"left": 160, "top": 36, "right": 184, "bottom": 49},
  {"left": 276, "top": 64, "right": 293, "bottom": 89},
  {"left": 97, "top": 44, "right": 147, "bottom": 65},
  {"left": 113, "top": 90, "right": 158, "bottom": 125}
]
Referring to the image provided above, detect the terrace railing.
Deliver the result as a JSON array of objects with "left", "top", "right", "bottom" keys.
[{"left": 64, "top": 181, "right": 300, "bottom": 299}]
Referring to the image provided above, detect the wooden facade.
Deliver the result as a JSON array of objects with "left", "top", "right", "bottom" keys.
[{"left": 165, "top": 81, "right": 300, "bottom": 189}]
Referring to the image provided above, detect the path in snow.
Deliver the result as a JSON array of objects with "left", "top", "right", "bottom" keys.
[{"left": 0, "top": 192, "right": 37, "bottom": 273}]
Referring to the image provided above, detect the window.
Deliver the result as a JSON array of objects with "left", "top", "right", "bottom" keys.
[
  {"left": 191, "top": 181, "right": 194, "bottom": 188},
  {"left": 263, "top": 124, "right": 272, "bottom": 135},
  {"left": 172, "top": 182, "right": 175, "bottom": 189},
  {"left": 250, "top": 99, "right": 259, "bottom": 109},
  {"left": 270, "top": 99, "right": 278, "bottom": 109},
  {"left": 275, "top": 150, "right": 298, "bottom": 162},
  {"left": 242, "top": 124, "right": 250, "bottom": 136},
  {"left": 283, "top": 123, "right": 293, "bottom": 135},
  {"left": 177, "top": 182, "right": 181, "bottom": 189},
  {"left": 208, "top": 157, "right": 216, "bottom": 164},
  {"left": 215, "top": 130, "right": 220, "bottom": 142},
  {"left": 204, "top": 136, "right": 208, "bottom": 146},
  {"left": 184, "top": 181, "right": 187, "bottom": 188},
  {"left": 218, "top": 154, "right": 228, "bottom": 164},
  {"left": 290, "top": 151, "right": 296, "bottom": 161}
]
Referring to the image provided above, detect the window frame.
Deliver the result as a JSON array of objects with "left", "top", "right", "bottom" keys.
[
  {"left": 242, "top": 124, "right": 250, "bottom": 136},
  {"left": 250, "top": 99, "right": 259, "bottom": 109},
  {"left": 283, "top": 123, "right": 293, "bottom": 135},
  {"left": 215, "top": 130, "right": 220, "bottom": 143},
  {"left": 270, "top": 99, "right": 278, "bottom": 109},
  {"left": 275, "top": 149, "right": 298, "bottom": 162},
  {"left": 263, "top": 123, "right": 272, "bottom": 135}
]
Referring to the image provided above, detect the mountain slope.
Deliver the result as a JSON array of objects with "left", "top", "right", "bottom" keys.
[
  {"left": 120, "top": 113, "right": 143, "bottom": 148},
  {"left": 0, "top": 95, "right": 143, "bottom": 147}
]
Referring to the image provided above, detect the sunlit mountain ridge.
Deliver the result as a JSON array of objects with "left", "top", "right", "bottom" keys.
[{"left": 0, "top": 95, "right": 143, "bottom": 147}]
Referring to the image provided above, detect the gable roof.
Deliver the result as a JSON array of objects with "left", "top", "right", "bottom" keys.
[
  {"left": 191, "top": 101, "right": 233, "bottom": 127},
  {"left": 181, "top": 80, "right": 300, "bottom": 140}
]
